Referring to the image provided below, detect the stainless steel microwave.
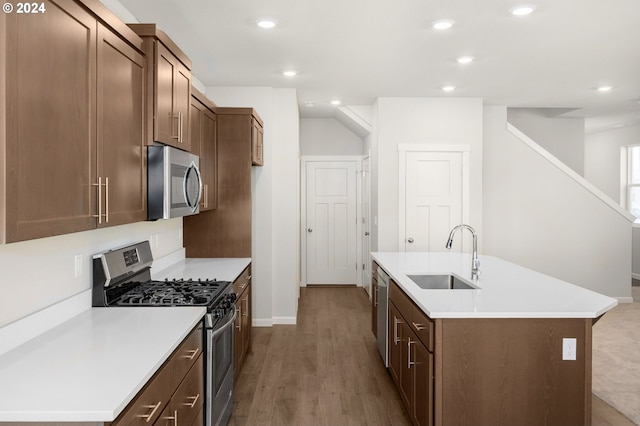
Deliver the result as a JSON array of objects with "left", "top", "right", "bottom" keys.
[{"left": 147, "top": 146, "right": 202, "bottom": 220}]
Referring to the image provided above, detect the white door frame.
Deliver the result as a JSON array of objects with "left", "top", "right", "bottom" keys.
[
  {"left": 398, "top": 144, "right": 471, "bottom": 251},
  {"left": 300, "top": 155, "right": 362, "bottom": 287},
  {"left": 361, "top": 155, "right": 371, "bottom": 296}
]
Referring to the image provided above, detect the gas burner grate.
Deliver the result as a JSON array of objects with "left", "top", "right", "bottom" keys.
[{"left": 114, "top": 279, "right": 229, "bottom": 307}]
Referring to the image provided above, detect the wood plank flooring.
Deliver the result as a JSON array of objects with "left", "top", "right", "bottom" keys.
[{"left": 229, "top": 286, "right": 635, "bottom": 426}]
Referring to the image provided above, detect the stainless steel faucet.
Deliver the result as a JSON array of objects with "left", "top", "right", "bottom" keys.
[{"left": 446, "top": 224, "right": 480, "bottom": 279}]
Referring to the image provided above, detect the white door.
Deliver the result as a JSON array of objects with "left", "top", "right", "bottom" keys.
[
  {"left": 306, "top": 161, "right": 357, "bottom": 284},
  {"left": 361, "top": 157, "right": 371, "bottom": 294},
  {"left": 404, "top": 152, "right": 463, "bottom": 252}
]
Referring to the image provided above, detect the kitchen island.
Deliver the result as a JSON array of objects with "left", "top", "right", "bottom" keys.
[{"left": 372, "top": 251, "right": 617, "bottom": 426}]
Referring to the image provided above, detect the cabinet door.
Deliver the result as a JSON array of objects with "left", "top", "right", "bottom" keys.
[
  {"left": 241, "top": 285, "right": 251, "bottom": 355},
  {"left": 234, "top": 296, "right": 243, "bottom": 372},
  {"left": 155, "top": 42, "right": 177, "bottom": 146},
  {"left": 400, "top": 326, "right": 415, "bottom": 412},
  {"left": 412, "top": 341, "right": 434, "bottom": 426},
  {"left": 174, "top": 62, "right": 192, "bottom": 151},
  {"left": 251, "top": 118, "right": 263, "bottom": 166},
  {"left": 189, "top": 101, "right": 202, "bottom": 157},
  {"left": 200, "top": 109, "right": 217, "bottom": 210},
  {"left": 388, "top": 302, "right": 403, "bottom": 389},
  {"left": 4, "top": 0, "right": 97, "bottom": 242},
  {"left": 96, "top": 24, "right": 146, "bottom": 227}
]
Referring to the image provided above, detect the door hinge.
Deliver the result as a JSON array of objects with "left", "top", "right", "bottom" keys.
[
  {"left": 362, "top": 263, "right": 365, "bottom": 270},
  {"left": 356, "top": 262, "right": 358, "bottom": 270}
]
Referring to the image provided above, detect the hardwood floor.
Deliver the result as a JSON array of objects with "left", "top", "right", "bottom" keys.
[{"left": 229, "top": 287, "right": 635, "bottom": 426}]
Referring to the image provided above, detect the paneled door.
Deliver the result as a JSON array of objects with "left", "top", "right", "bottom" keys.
[
  {"left": 403, "top": 151, "right": 464, "bottom": 252},
  {"left": 306, "top": 161, "right": 357, "bottom": 284}
]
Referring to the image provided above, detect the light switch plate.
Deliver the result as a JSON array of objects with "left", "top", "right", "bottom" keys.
[
  {"left": 563, "top": 338, "right": 577, "bottom": 360},
  {"left": 74, "top": 254, "right": 83, "bottom": 278}
]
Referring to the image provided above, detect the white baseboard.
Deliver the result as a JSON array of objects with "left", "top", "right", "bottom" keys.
[
  {"left": 632, "top": 273, "right": 640, "bottom": 280},
  {"left": 616, "top": 297, "right": 635, "bottom": 303},
  {"left": 273, "top": 316, "right": 297, "bottom": 325},
  {"left": 252, "top": 318, "right": 273, "bottom": 327},
  {"left": 252, "top": 316, "right": 298, "bottom": 326}
]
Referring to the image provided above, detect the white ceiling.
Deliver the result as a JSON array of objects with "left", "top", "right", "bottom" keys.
[{"left": 117, "top": 0, "right": 640, "bottom": 132}]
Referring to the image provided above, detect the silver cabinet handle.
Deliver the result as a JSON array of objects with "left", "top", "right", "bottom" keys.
[
  {"left": 92, "top": 176, "right": 102, "bottom": 224},
  {"left": 408, "top": 339, "right": 415, "bottom": 369},
  {"left": 407, "top": 237, "right": 414, "bottom": 243},
  {"left": 183, "top": 393, "right": 200, "bottom": 408},
  {"left": 412, "top": 322, "right": 427, "bottom": 331},
  {"left": 394, "top": 316, "right": 401, "bottom": 345},
  {"left": 181, "top": 348, "right": 199, "bottom": 360},
  {"left": 365, "top": 231, "right": 370, "bottom": 236},
  {"left": 308, "top": 228, "right": 313, "bottom": 233},
  {"left": 172, "top": 113, "right": 180, "bottom": 140},
  {"left": 104, "top": 177, "right": 109, "bottom": 223},
  {"left": 137, "top": 401, "right": 162, "bottom": 422},
  {"left": 162, "top": 410, "right": 178, "bottom": 426}
]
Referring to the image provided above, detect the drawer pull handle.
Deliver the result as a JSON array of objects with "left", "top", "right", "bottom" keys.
[
  {"left": 162, "top": 410, "right": 178, "bottom": 426},
  {"left": 408, "top": 339, "right": 416, "bottom": 369},
  {"left": 182, "top": 348, "right": 199, "bottom": 360},
  {"left": 412, "top": 322, "right": 427, "bottom": 331},
  {"left": 137, "top": 401, "right": 162, "bottom": 422},
  {"left": 393, "top": 316, "right": 401, "bottom": 345},
  {"left": 184, "top": 393, "right": 200, "bottom": 408}
]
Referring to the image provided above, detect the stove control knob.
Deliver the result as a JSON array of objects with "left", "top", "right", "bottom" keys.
[{"left": 229, "top": 293, "right": 237, "bottom": 303}]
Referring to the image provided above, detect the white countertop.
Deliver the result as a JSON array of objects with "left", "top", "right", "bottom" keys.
[
  {"left": 371, "top": 252, "right": 618, "bottom": 318},
  {"left": 152, "top": 257, "right": 251, "bottom": 283},
  {"left": 0, "top": 306, "right": 205, "bottom": 422}
]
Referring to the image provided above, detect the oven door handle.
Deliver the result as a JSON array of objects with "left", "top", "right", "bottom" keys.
[{"left": 211, "top": 309, "right": 238, "bottom": 339}]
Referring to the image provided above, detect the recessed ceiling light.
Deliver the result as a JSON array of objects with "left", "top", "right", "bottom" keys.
[
  {"left": 257, "top": 19, "right": 276, "bottom": 29},
  {"left": 457, "top": 56, "right": 474, "bottom": 64},
  {"left": 510, "top": 5, "right": 536, "bottom": 16},
  {"left": 432, "top": 20, "right": 455, "bottom": 30},
  {"left": 597, "top": 86, "right": 613, "bottom": 92},
  {"left": 442, "top": 85, "right": 456, "bottom": 92},
  {"left": 283, "top": 70, "right": 297, "bottom": 77},
  {"left": 330, "top": 100, "right": 342, "bottom": 106}
]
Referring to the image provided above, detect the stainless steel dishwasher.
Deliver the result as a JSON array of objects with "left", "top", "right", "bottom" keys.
[{"left": 376, "top": 267, "right": 389, "bottom": 366}]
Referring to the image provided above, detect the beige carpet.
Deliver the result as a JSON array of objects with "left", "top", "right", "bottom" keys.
[{"left": 592, "top": 292, "right": 640, "bottom": 425}]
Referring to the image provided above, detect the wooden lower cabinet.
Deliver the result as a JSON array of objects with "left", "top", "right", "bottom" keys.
[
  {"left": 388, "top": 279, "right": 593, "bottom": 426},
  {"left": 233, "top": 265, "right": 252, "bottom": 375},
  {"left": 389, "top": 290, "right": 433, "bottom": 426},
  {"left": 108, "top": 324, "right": 204, "bottom": 426}
]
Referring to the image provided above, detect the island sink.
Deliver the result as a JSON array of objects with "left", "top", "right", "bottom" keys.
[{"left": 407, "top": 274, "right": 476, "bottom": 290}]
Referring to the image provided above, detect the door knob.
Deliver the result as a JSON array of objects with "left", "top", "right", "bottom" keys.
[
  {"left": 308, "top": 228, "right": 313, "bottom": 233},
  {"left": 365, "top": 232, "right": 370, "bottom": 236},
  {"left": 407, "top": 238, "right": 414, "bottom": 243}
]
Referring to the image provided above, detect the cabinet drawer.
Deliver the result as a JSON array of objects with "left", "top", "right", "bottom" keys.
[
  {"left": 174, "top": 355, "right": 204, "bottom": 426},
  {"left": 233, "top": 265, "right": 251, "bottom": 295},
  {"left": 170, "top": 324, "right": 204, "bottom": 390},
  {"left": 411, "top": 305, "right": 434, "bottom": 352},
  {"left": 389, "top": 279, "right": 413, "bottom": 320},
  {"left": 109, "top": 360, "right": 172, "bottom": 426}
]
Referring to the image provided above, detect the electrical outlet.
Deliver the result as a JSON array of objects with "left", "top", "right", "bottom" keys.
[
  {"left": 74, "top": 254, "right": 83, "bottom": 278},
  {"left": 563, "top": 338, "right": 577, "bottom": 360}
]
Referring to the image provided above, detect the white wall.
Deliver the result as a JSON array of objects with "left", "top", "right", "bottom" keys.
[
  {"left": 300, "top": 118, "right": 363, "bottom": 155},
  {"left": 374, "top": 97, "right": 484, "bottom": 252},
  {"left": 0, "top": 219, "right": 183, "bottom": 327},
  {"left": 507, "top": 108, "right": 585, "bottom": 176},
  {"left": 584, "top": 124, "right": 640, "bottom": 202},
  {"left": 584, "top": 123, "right": 640, "bottom": 278},
  {"left": 484, "top": 106, "right": 631, "bottom": 298},
  {"left": 205, "top": 86, "right": 300, "bottom": 325}
]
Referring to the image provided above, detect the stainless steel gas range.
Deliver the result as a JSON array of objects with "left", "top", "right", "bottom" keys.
[{"left": 92, "top": 241, "right": 236, "bottom": 426}]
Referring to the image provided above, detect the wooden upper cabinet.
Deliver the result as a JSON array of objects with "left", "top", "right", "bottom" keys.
[
  {"left": 251, "top": 117, "right": 264, "bottom": 166},
  {"left": 128, "top": 24, "right": 192, "bottom": 151},
  {"left": 96, "top": 23, "right": 147, "bottom": 227},
  {"left": 1, "top": 0, "right": 146, "bottom": 243},
  {"left": 190, "top": 89, "right": 218, "bottom": 211}
]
